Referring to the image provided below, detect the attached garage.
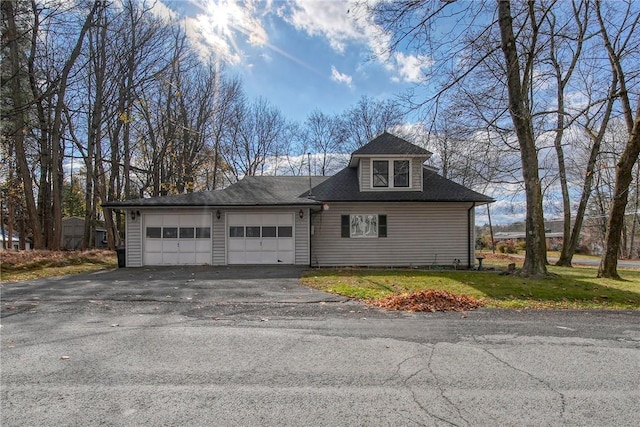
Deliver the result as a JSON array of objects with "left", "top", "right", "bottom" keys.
[
  {"left": 227, "top": 213, "right": 294, "bottom": 264},
  {"left": 143, "top": 213, "right": 212, "bottom": 265}
]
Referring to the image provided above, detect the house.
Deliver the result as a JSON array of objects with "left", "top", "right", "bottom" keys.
[
  {"left": 1, "top": 231, "right": 32, "bottom": 251},
  {"left": 103, "top": 132, "right": 494, "bottom": 268},
  {"left": 61, "top": 217, "right": 108, "bottom": 250}
]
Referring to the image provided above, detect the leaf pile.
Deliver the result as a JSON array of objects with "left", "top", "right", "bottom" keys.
[
  {"left": 1, "top": 250, "right": 116, "bottom": 271},
  {"left": 369, "top": 289, "right": 484, "bottom": 312}
]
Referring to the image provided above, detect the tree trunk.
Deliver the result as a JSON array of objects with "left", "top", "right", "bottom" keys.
[
  {"left": 3, "top": 0, "right": 43, "bottom": 249},
  {"left": 598, "top": 130, "right": 640, "bottom": 278},
  {"left": 497, "top": 0, "right": 548, "bottom": 277}
]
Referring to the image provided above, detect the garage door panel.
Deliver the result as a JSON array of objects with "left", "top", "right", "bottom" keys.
[
  {"left": 179, "top": 253, "right": 196, "bottom": 264},
  {"left": 245, "top": 251, "right": 263, "bottom": 264},
  {"left": 227, "top": 213, "right": 295, "bottom": 265},
  {"left": 262, "top": 238, "right": 277, "bottom": 251},
  {"left": 246, "top": 239, "right": 261, "bottom": 251},
  {"left": 278, "top": 240, "right": 293, "bottom": 251},
  {"left": 278, "top": 251, "right": 294, "bottom": 264},
  {"left": 195, "top": 241, "right": 210, "bottom": 252},
  {"left": 162, "top": 241, "right": 179, "bottom": 252},
  {"left": 143, "top": 213, "right": 212, "bottom": 266},
  {"left": 179, "top": 241, "right": 196, "bottom": 251}
]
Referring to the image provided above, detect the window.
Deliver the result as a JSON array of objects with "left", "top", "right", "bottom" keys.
[
  {"left": 372, "top": 159, "right": 411, "bottom": 188},
  {"left": 394, "top": 160, "right": 409, "bottom": 187},
  {"left": 373, "top": 160, "right": 389, "bottom": 187},
  {"left": 341, "top": 214, "right": 387, "bottom": 238},
  {"left": 146, "top": 227, "right": 162, "bottom": 238},
  {"left": 163, "top": 227, "right": 178, "bottom": 238},
  {"left": 278, "top": 226, "right": 293, "bottom": 237},
  {"left": 246, "top": 226, "right": 261, "bottom": 238},
  {"left": 196, "top": 227, "right": 211, "bottom": 238},
  {"left": 180, "top": 227, "right": 195, "bottom": 238},
  {"left": 262, "top": 226, "right": 277, "bottom": 238},
  {"left": 229, "top": 226, "right": 244, "bottom": 238}
]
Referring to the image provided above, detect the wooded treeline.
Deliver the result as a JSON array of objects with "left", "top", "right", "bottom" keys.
[
  {"left": 364, "top": 0, "right": 639, "bottom": 278},
  {"left": 1, "top": 0, "right": 403, "bottom": 252},
  {"left": 2, "top": 0, "right": 639, "bottom": 279}
]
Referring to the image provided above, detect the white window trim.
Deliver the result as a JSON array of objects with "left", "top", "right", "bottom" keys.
[{"left": 370, "top": 158, "right": 412, "bottom": 190}]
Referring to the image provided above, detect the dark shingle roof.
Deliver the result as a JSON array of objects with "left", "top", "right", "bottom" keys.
[
  {"left": 104, "top": 168, "right": 493, "bottom": 208},
  {"left": 103, "top": 176, "right": 329, "bottom": 208},
  {"left": 308, "top": 167, "right": 494, "bottom": 204},
  {"left": 352, "top": 132, "right": 432, "bottom": 156}
]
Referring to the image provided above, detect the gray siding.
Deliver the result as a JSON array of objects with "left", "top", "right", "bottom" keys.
[
  {"left": 295, "top": 208, "right": 310, "bottom": 265},
  {"left": 311, "top": 202, "right": 474, "bottom": 267},
  {"left": 412, "top": 158, "right": 426, "bottom": 189},
  {"left": 360, "top": 158, "right": 371, "bottom": 189},
  {"left": 213, "top": 210, "right": 226, "bottom": 265},
  {"left": 126, "top": 215, "right": 142, "bottom": 267}
]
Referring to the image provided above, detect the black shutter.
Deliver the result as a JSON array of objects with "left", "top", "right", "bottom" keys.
[
  {"left": 379, "top": 215, "right": 387, "bottom": 237},
  {"left": 341, "top": 215, "right": 350, "bottom": 238}
]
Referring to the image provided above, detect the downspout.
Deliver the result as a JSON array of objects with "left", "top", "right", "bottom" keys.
[{"left": 468, "top": 203, "right": 476, "bottom": 269}]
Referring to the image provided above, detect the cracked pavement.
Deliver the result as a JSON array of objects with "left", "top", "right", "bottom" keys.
[{"left": 2, "top": 266, "right": 639, "bottom": 426}]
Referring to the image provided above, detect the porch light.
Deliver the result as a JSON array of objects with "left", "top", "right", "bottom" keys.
[
  {"left": 130, "top": 210, "right": 140, "bottom": 220},
  {"left": 299, "top": 209, "right": 304, "bottom": 219},
  {"left": 216, "top": 210, "right": 221, "bottom": 220}
]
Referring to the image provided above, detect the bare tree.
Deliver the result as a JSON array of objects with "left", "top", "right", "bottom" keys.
[
  {"left": 223, "top": 97, "right": 286, "bottom": 179},
  {"left": 304, "top": 110, "right": 342, "bottom": 176},
  {"left": 595, "top": 0, "right": 640, "bottom": 278},
  {"left": 339, "top": 95, "right": 405, "bottom": 151}
]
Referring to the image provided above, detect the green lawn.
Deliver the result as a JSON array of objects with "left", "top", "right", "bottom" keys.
[{"left": 301, "top": 260, "right": 640, "bottom": 310}]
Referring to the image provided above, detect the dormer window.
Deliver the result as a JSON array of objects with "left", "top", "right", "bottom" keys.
[{"left": 372, "top": 159, "right": 410, "bottom": 189}]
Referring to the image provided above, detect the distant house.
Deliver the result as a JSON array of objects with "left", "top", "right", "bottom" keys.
[
  {"left": 493, "top": 220, "right": 573, "bottom": 251},
  {"left": 1, "top": 232, "right": 31, "bottom": 251},
  {"left": 61, "top": 217, "right": 108, "bottom": 250},
  {"left": 103, "top": 132, "right": 494, "bottom": 268}
]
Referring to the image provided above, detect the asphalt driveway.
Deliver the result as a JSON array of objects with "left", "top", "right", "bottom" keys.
[{"left": 2, "top": 266, "right": 639, "bottom": 426}]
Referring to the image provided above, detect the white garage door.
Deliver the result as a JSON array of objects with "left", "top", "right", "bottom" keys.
[
  {"left": 143, "top": 213, "right": 212, "bottom": 265},
  {"left": 227, "top": 213, "right": 294, "bottom": 264}
]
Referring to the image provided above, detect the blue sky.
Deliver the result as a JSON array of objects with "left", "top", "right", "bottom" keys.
[
  {"left": 151, "top": 1, "right": 528, "bottom": 225},
  {"left": 156, "top": 0, "right": 430, "bottom": 122}
]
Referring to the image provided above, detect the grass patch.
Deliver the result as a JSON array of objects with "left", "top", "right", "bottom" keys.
[
  {"left": 301, "top": 256, "right": 640, "bottom": 310},
  {"left": 1, "top": 250, "right": 117, "bottom": 282}
]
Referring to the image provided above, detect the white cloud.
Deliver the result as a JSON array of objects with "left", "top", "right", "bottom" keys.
[
  {"left": 280, "top": 0, "right": 390, "bottom": 59},
  {"left": 331, "top": 66, "right": 353, "bottom": 87},
  {"left": 392, "top": 52, "right": 432, "bottom": 83},
  {"left": 184, "top": 0, "right": 268, "bottom": 63},
  {"left": 148, "top": 0, "right": 177, "bottom": 22}
]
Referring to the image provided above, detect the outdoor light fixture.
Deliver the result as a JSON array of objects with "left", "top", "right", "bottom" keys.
[
  {"left": 299, "top": 209, "right": 304, "bottom": 219},
  {"left": 216, "top": 210, "right": 221, "bottom": 220},
  {"left": 130, "top": 210, "right": 140, "bottom": 220}
]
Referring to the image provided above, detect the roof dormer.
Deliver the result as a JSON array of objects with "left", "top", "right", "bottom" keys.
[{"left": 348, "top": 132, "right": 432, "bottom": 192}]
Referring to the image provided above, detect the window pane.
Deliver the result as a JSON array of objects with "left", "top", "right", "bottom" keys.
[
  {"left": 229, "top": 226, "right": 244, "bottom": 238},
  {"left": 278, "top": 226, "right": 293, "bottom": 238},
  {"left": 373, "top": 161, "right": 389, "bottom": 187},
  {"left": 394, "top": 160, "right": 409, "bottom": 187},
  {"left": 146, "top": 227, "right": 161, "bottom": 238},
  {"left": 262, "top": 226, "right": 276, "bottom": 237},
  {"left": 246, "top": 226, "right": 261, "bottom": 237},
  {"left": 350, "top": 214, "right": 378, "bottom": 238},
  {"left": 163, "top": 227, "right": 178, "bottom": 238},
  {"left": 196, "top": 227, "right": 211, "bottom": 238},
  {"left": 180, "top": 227, "right": 195, "bottom": 238}
]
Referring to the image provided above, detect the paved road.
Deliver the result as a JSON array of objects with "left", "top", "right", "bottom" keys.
[{"left": 2, "top": 266, "right": 639, "bottom": 426}]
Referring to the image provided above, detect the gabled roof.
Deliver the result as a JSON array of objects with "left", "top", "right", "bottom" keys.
[
  {"left": 349, "top": 132, "right": 432, "bottom": 167},
  {"left": 309, "top": 167, "right": 494, "bottom": 204},
  {"left": 103, "top": 176, "right": 329, "bottom": 208}
]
